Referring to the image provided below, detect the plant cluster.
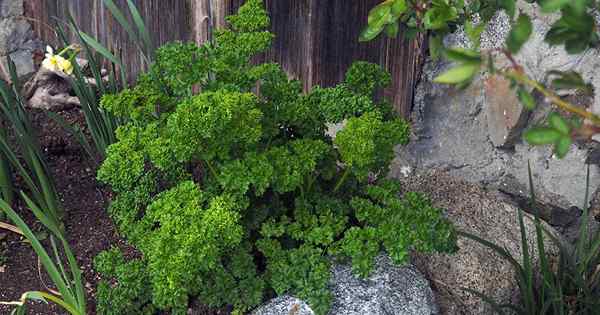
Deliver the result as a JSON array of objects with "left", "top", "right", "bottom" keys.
[
  {"left": 0, "top": 58, "right": 63, "bottom": 229},
  {"left": 461, "top": 164, "right": 600, "bottom": 314},
  {"left": 0, "top": 194, "right": 86, "bottom": 315},
  {"left": 362, "top": 0, "right": 600, "bottom": 313},
  {"left": 362, "top": 0, "right": 600, "bottom": 158},
  {"left": 95, "top": 0, "right": 457, "bottom": 314}
]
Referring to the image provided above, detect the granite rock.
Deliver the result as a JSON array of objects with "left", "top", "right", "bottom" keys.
[{"left": 253, "top": 255, "right": 439, "bottom": 315}]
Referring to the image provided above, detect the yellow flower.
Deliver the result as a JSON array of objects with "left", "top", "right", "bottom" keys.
[
  {"left": 41, "top": 45, "right": 73, "bottom": 75},
  {"left": 59, "top": 58, "right": 73, "bottom": 75},
  {"left": 41, "top": 46, "right": 61, "bottom": 72}
]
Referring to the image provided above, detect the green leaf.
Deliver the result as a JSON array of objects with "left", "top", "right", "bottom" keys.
[
  {"left": 384, "top": 21, "right": 400, "bottom": 37},
  {"left": 499, "top": 0, "right": 516, "bottom": 19},
  {"left": 554, "top": 136, "right": 572, "bottom": 158},
  {"left": 523, "top": 127, "right": 562, "bottom": 145},
  {"left": 517, "top": 87, "right": 535, "bottom": 110},
  {"left": 444, "top": 47, "right": 482, "bottom": 63},
  {"left": 359, "top": 23, "right": 386, "bottom": 42},
  {"left": 465, "top": 21, "right": 486, "bottom": 48},
  {"left": 77, "top": 31, "right": 122, "bottom": 67},
  {"left": 506, "top": 14, "right": 533, "bottom": 53},
  {"left": 548, "top": 112, "right": 570, "bottom": 135},
  {"left": 126, "top": 0, "right": 153, "bottom": 61},
  {"left": 568, "top": 0, "right": 587, "bottom": 16},
  {"left": 548, "top": 70, "right": 593, "bottom": 94},
  {"left": 367, "top": 1, "right": 392, "bottom": 25},
  {"left": 391, "top": 0, "right": 407, "bottom": 16},
  {"left": 429, "top": 35, "right": 443, "bottom": 61},
  {"left": 103, "top": 0, "right": 138, "bottom": 44},
  {"left": 433, "top": 63, "right": 480, "bottom": 84},
  {"left": 423, "top": 5, "right": 458, "bottom": 30},
  {"left": 538, "top": 0, "right": 570, "bottom": 13},
  {"left": 23, "top": 292, "right": 48, "bottom": 304}
]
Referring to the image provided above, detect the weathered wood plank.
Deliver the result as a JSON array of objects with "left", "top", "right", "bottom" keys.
[{"left": 25, "top": 0, "right": 424, "bottom": 117}]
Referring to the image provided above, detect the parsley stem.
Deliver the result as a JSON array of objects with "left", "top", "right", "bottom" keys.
[
  {"left": 205, "top": 160, "right": 218, "bottom": 179},
  {"left": 333, "top": 168, "right": 351, "bottom": 193}
]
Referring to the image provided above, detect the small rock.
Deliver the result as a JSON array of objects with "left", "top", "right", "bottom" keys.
[{"left": 253, "top": 255, "right": 439, "bottom": 315}]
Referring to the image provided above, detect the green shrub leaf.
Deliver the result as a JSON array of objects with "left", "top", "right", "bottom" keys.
[
  {"left": 506, "top": 14, "right": 533, "bottom": 54},
  {"left": 517, "top": 87, "right": 536, "bottom": 110},
  {"left": 433, "top": 63, "right": 479, "bottom": 84},
  {"left": 548, "top": 112, "right": 570, "bottom": 135},
  {"left": 523, "top": 127, "right": 562, "bottom": 145},
  {"left": 554, "top": 136, "right": 572, "bottom": 158}
]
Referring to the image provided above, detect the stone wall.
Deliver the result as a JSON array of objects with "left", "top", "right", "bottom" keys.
[
  {"left": 0, "top": 0, "right": 38, "bottom": 79},
  {"left": 392, "top": 1, "right": 600, "bottom": 234}
]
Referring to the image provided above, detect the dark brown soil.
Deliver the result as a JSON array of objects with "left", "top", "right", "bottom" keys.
[{"left": 0, "top": 108, "right": 229, "bottom": 315}]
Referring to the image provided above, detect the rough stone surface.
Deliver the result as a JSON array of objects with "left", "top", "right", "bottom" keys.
[
  {"left": 2, "top": 48, "right": 34, "bottom": 77},
  {"left": 0, "top": 0, "right": 38, "bottom": 79},
  {"left": 389, "top": 169, "right": 560, "bottom": 315},
  {"left": 397, "top": 1, "right": 600, "bottom": 210},
  {"left": 0, "top": 0, "right": 23, "bottom": 18},
  {"left": 485, "top": 75, "right": 530, "bottom": 148},
  {"left": 253, "top": 255, "right": 439, "bottom": 315},
  {"left": 0, "top": 18, "right": 31, "bottom": 55}
]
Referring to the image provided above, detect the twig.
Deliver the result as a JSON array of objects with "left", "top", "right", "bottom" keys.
[{"left": 504, "top": 69, "right": 600, "bottom": 126}]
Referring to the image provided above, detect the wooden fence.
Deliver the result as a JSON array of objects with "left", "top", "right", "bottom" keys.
[{"left": 24, "top": 0, "right": 425, "bottom": 117}]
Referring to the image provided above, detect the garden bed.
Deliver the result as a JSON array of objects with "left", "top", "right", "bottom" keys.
[{"left": 0, "top": 108, "right": 228, "bottom": 315}]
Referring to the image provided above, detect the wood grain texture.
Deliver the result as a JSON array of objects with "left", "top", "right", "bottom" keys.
[{"left": 24, "top": 0, "right": 424, "bottom": 117}]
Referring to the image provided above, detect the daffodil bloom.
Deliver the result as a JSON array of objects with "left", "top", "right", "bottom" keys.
[
  {"left": 58, "top": 58, "right": 73, "bottom": 75},
  {"left": 41, "top": 46, "right": 62, "bottom": 72},
  {"left": 41, "top": 45, "right": 74, "bottom": 75}
]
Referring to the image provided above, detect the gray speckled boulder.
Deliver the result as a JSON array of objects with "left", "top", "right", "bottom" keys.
[{"left": 252, "top": 255, "right": 439, "bottom": 315}]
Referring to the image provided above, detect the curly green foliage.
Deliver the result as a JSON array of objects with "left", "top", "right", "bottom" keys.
[
  {"left": 100, "top": 76, "right": 172, "bottom": 123},
  {"left": 139, "top": 181, "right": 245, "bottom": 310},
  {"left": 306, "top": 85, "right": 376, "bottom": 124},
  {"left": 334, "top": 111, "right": 410, "bottom": 181},
  {"left": 209, "top": 0, "right": 273, "bottom": 90},
  {"left": 167, "top": 90, "right": 263, "bottom": 161},
  {"left": 344, "top": 61, "right": 392, "bottom": 97},
  {"left": 257, "top": 240, "right": 332, "bottom": 315},
  {"left": 97, "top": 125, "right": 148, "bottom": 192},
  {"left": 338, "top": 180, "right": 458, "bottom": 276},
  {"left": 196, "top": 243, "right": 265, "bottom": 313},
  {"left": 97, "top": 1, "right": 456, "bottom": 314},
  {"left": 94, "top": 248, "right": 156, "bottom": 315},
  {"left": 150, "top": 42, "right": 210, "bottom": 96}
]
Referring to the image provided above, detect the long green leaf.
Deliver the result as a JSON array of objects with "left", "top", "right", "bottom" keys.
[
  {"left": 102, "top": 0, "right": 138, "bottom": 44},
  {"left": 126, "top": 0, "right": 153, "bottom": 61},
  {"left": 0, "top": 150, "right": 13, "bottom": 205},
  {"left": 0, "top": 199, "right": 72, "bottom": 303},
  {"left": 78, "top": 31, "right": 122, "bottom": 67}
]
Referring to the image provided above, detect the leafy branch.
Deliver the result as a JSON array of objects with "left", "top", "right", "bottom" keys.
[{"left": 362, "top": 0, "right": 600, "bottom": 158}]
